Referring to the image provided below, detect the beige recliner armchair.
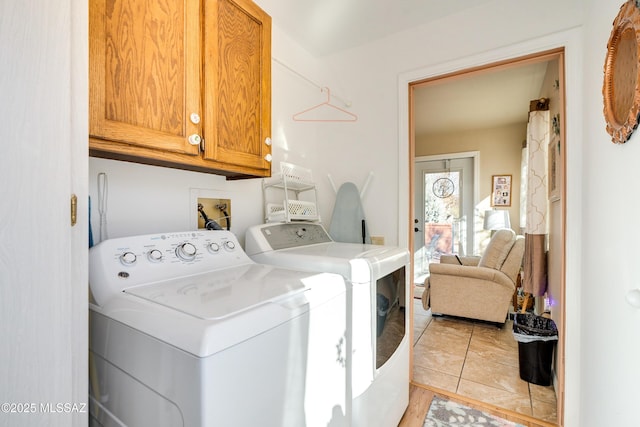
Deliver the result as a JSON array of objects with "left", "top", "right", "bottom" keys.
[{"left": 422, "top": 229, "right": 525, "bottom": 324}]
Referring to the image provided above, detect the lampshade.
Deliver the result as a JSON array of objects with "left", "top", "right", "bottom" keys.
[{"left": 484, "top": 209, "right": 511, "bottom": 231}]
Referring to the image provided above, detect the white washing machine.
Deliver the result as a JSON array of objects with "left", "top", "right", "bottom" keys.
[
  {"left": 245, "top": 222, "right": 410, "bottom": 427},
  {"left": 88, "top": 230, "right": 348, "bottom": 427}
]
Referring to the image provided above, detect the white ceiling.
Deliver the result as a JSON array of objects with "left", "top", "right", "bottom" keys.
[
  {"left": 258, "top": 0, "right": 549, "bottom": 136},
  {"left": 260, "top": 0, "right": 494, "bottom": 57}
]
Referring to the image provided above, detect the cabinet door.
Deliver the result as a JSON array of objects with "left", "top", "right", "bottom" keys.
[
  {"left": 203, "top": 0, "right": 272, "bottom": 173},
  {"left": 89, "top": 0, "right": 201, "bottom": 155}
]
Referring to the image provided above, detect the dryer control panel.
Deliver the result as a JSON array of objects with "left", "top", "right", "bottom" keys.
[
  {"left": 246, "top": 222, "right": 332, "bottom": 252},
  {"left": 89, "top": 230, "right": 252, "bottom": 306}
]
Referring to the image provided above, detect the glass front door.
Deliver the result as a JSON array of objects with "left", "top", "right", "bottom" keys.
[{"left": 413, "top": 157, "right": 474, "bottom": 285}]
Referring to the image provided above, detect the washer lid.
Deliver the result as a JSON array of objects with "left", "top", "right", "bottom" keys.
[
  {"left": 124, "top": 264, "right": 307, "bottom": 320},
  {"left": 93, "top": 266, "right": 346, "bottom": 357}
]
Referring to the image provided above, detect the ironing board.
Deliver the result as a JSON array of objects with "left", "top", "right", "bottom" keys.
[{"left": 329, "top": 182, "right": 371, "bottom": 244}]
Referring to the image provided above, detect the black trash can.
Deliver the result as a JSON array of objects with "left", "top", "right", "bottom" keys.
[{"left": 513, "top": 313, "right": 558, "bottom": 386}]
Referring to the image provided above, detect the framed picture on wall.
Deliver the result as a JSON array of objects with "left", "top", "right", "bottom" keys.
[{"left": 491, "top": 174, "right": 512, "bottom": 207}]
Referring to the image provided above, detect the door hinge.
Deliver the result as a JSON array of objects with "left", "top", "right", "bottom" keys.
[{"left": 70, "top": 194, "right": 77, "bottom": 226}]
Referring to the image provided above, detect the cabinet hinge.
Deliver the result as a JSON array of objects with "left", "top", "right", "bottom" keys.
[
  {"left": 70, "top": 194, "right": 78, "bottom": 226},
  {"left": 200, "top": 139, "right": 205, "bottom": 152}
]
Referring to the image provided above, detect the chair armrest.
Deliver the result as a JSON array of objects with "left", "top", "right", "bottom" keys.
[
  {"left": 438, "top": 255, "right": 480, "bottom": 266},
  {"left": 458, "top": 255, "right": 481, "bottom": 266}
]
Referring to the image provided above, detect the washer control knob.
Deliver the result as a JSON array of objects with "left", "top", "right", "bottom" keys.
[
  {"left": 147, "top": 249, "right": 163, "bottom": 262},
  {"left": 207, "top": 242, "right": 220, "bottom": 253},
  {"left": 120, "top": 251, "right": 137, "bottom": 266},
  {"left": 176, "top": 242, "right": 197, "bottom": 261},
  {"left": 296, "top": 227, "right": 306, "bottom": 238},
  {"left": 223, "top": 240, "right": 236, "bottom": 251}
]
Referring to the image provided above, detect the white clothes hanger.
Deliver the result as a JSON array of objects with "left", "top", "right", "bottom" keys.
[{"left": 293, "top": 87, "right": 358, "bottom": 122}]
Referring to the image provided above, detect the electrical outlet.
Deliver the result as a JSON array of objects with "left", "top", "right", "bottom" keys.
[
  {"left": 197, "top": 198, "right": 231, "bottom": 230},
  {"left": 371, "top": 236, "right": 385, "bottom": 245}
]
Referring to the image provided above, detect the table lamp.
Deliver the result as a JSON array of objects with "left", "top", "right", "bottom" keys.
[{"left": 484, "top": 209, "right": 511, "bottom": 234}]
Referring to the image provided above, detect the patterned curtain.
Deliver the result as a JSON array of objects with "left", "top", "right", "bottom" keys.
[{"left": 522, "top": 110, "right": 549, "bottom": 296}]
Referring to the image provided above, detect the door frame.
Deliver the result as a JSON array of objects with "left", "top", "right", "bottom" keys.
[
  {"left": 398, "top": 28, "right": 584, "bottom": 425},
  {"left": 414, "top": 152, "right": 480, "bottom": 261}
]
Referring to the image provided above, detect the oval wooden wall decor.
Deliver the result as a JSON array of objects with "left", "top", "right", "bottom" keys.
[{"left": 603, "top": 1, "right": 640, "bottom": 144}]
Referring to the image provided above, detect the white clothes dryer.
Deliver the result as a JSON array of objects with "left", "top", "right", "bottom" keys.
[
  {"left": 245, "top": 222, "right": 410, "bottom": 427},
  {"left": 89, "top": 230, "right": 348, "bottom": 427}
]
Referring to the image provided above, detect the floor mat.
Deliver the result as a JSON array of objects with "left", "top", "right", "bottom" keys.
[{"left": 423, "top": 396, "right": 525, "bottom": 427}]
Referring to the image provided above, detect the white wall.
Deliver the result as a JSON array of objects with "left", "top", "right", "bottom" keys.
[
  {"left": 580, "top": 2, "right": 640, "bottom": 426},
  {"left": 88, "top": 158, "right": 263, "bottom": 246}
]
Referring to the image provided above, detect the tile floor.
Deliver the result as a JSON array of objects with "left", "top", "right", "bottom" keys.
[{"left": 412, "top": 297, "right": 557, "bottom": 424}]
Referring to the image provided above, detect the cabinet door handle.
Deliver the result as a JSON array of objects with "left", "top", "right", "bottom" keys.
[
  {"left": 190, "top": 113, "right": 201, "bottom": 124},
  {"left": 264, "top": 137, "right": 272, "bottom": 146},
  {"left": 188, "top": 134, "right": 202, "bottom": 146},
  {"left": 264, "top": 154, "right": 272, "bottom": 162}
]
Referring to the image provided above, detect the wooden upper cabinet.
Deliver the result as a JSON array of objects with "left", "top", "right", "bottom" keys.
[
  {"left": 203, "top": 0, "right": 272, "bottom": 171},
  {"left": 89, "top": 0, "right": 272, "bottom": 179},
  {"left": 90, "top": 0, "right": 201, "bottom": 155}
]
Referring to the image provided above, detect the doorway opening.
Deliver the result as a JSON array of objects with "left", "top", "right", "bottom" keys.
[{"left": 408, "top": 48, "right": 566, "bottom": 425}]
